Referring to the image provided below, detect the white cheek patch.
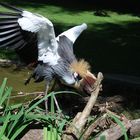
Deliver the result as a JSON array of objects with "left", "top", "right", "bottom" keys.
[
  {"left": 73, "top": 72, "right": 78, "bottom": 78},
  {"left": 62, "top": 75, "right": 75, "bottom": 85}
]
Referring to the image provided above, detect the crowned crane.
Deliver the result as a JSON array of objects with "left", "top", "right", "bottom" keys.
[{"left": 0, "top": 3, "right": 96, "bottom": 112}]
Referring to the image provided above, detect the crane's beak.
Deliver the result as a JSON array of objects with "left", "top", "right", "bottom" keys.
[{"left": 73, "top": 71, "right": 97, "bottom": 94}]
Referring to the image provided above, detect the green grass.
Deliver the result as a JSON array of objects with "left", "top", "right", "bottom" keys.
[{"left": 1, "top": 1, "right": 140, "bottom": 25}]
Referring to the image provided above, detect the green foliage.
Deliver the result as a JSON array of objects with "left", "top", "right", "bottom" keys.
[
  {"left": 0, "top": 79, "right": 30, "bottom": 140},
  {"left": 0, "top": 49, "right": 16, "bottom": 60},
  {"left": 0, "top": 78, "right": 12, "bottom": 116},
  {"left": 0, "top": 78, "right": 12, "bottom": 108},
  {"left": 42, "top": 92, "right": 69, "bottom": 140},
  {"left": 100, "top": 135, "right": 106, "bottom": 140},
  {"left": 43, "top": 126, "right": 61, "bottom": 140},
  {"left": 0, "top": 78, "right": 74, "bottom": 140}
]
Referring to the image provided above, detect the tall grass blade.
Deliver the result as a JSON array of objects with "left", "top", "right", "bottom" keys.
[
  {"left": 53, "top": 127, "right": 57, "bottom": 140},
  {"left": 0, "top": 87, "right": 12, "bottom": 106},
  {"left": 1, "top": 135, "right": 9, "bottom": 140},
  {"left": 0, "top": 78, "right": 7, "bottom": 101},
  {"left": 6, "top": 104, "right": 22, "bottom": 111},
  {"left": 58, "top": 119, "right": 67, "bottom": 132},
  {"left": 10, "top": 122, "right": 30, "bottom": 140},
  {"left": 43, "top": 127, "right": 47, "bottom": 140},
  {"left": 26, "top": 91, "right": 79, "bottom": 113},
  {"left": 50, "top": 125, "right": 52, "bottom": 140},
  {"left": 100, "top": 135, "right": 106, "bottom": 140},
  {"left": 0, "top": 112, "right": 11, "bottom": 138},
  {"left": 7, "top": 107, "right": 24, "bottom": 137},
  {"left": 25, "top": 92, "right": 55, "bottom": 113},
  {"left": 47, "top": 126, "right": 51, "bottom": 140},
  {"left": 51, "top": 93, "right": 55, "bottom": 113}
]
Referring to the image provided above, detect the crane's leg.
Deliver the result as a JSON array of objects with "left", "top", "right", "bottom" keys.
[
  {"left": 44, "top": 82, "right": 49, "bottom": 114},
  {"left": 45, "top": 79, "right": 61, "bottom": 113}
]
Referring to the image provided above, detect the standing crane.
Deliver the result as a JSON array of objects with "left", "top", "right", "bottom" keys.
[{"left": 0, "top": 3, "right": 96, "bottom": 112}]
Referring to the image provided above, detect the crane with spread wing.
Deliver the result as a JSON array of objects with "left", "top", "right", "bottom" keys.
[{"left": 0, "top": 3, "right": 96, "bottom": 112}]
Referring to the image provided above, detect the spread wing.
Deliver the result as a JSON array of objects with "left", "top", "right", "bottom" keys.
[
  {"left": 0, "top": 3, "right": 57, "bottom": 64},
  {"left": 56, "top": 23, "right": 87, "bottom": 64},
  {"left": 56, "top": 23, "right": 87, "bottom": 44}
]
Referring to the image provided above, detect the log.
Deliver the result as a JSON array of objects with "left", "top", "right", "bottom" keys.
[
  {"left": 130, "top": 119, "right": 140, "bottom": 137},
  {"left": 95, "top": 116, "right": 132, "bottom": 140},
  {"left": 83, "top": 117, "right": 140, "bottom": 140},
  {"left": 83, "top": 113, "right": 109, "bottom": 140},
  {"left": 62, "top": 72, "right": 103, "bottom": 140},
  {"left": 9, "top": 92, "right": 44, "bottom": 99}
]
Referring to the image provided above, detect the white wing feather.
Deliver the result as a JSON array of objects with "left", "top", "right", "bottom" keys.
[
  {"left": 18, "top": 11, "right": 59, "bottom": 64},
  {"left": 17, "top": 11, "right": 87, "bottom": 65},
  {"left": 56, "top": 23, "right": 87, "bottom": 43},
  {"left": 18, "top": 11, "right": 53, "bottom": 33}
]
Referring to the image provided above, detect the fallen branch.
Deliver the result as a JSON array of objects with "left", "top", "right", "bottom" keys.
[
  {"left": 83, "top": 109, "right": 140, "bottom": 140},
  {"left": 95, "top": 116, "right": 132, "bottom": 140},
  {"left": 62, "top": 72, "right": 103, "bottom": 140},
  {"left": 83, "top": 108, "right": 121, "bottom": 140},
  {"left": 130, "top": 119, "right": 140, "bottom": 137},
  {"left": 0, "top": 58, "right": 18, "bottom": 66},
  {"left": 9, "top": 92, "right": 44, "bottom": 99},
  {"left": 83, "top": 113, "right": 109, "bottom": 140}
]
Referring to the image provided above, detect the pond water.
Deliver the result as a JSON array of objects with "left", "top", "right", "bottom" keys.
[{"left": 0, "top": 66, "right": 45, "bottom": 104}]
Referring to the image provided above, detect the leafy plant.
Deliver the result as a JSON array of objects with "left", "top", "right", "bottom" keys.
[
  {"left": 0, "top": 78, "right": 30, "bottom": 139},
  {"left": 0, "top": 78, "right": 76, "bottom": 140},
  {"left": 0, "top": 78, "right": 12, "bottom": 113}
]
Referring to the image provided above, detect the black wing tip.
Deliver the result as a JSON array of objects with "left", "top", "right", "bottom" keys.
[{"left": 0, "top": 2, "right": 23, "bottom": 13}]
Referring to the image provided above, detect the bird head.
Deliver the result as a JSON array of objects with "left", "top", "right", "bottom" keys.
[
  {"left": 70, "top": 59, "right": 97, "bottom": 94},
  {"left": 70, "top": 59, "right": 91, "bottom": 79}
]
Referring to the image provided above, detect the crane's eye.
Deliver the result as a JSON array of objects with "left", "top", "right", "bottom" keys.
[{"left": 73, "top": 72, "right": 82, "bottom": 81}]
